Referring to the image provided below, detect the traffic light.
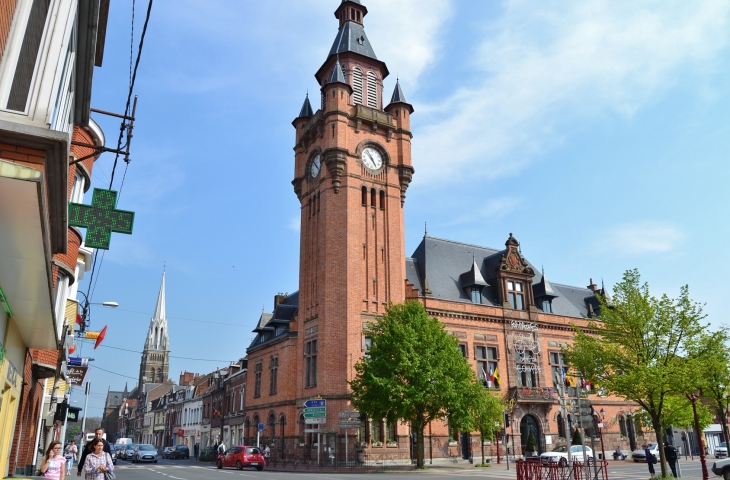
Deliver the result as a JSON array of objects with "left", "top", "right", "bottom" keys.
[
  {"left": 54, "top": 401, "right": 68, "bottom": 424},
  {"left": 504, "top": 412, "right": 510, "bottom": 428}
]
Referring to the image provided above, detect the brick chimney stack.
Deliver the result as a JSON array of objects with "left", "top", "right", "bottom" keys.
[{"left": 587, "top": 278, "right": 598, "bottom": 292}]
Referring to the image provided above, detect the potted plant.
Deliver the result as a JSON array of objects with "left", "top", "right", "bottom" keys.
[
  {"left": 448, "top": 436, "right": 458, "bottom": 447},
  {"left": 298, "top": 439, "right": 305, "bottom": 447},
  {"left": 526, "top": 430, "right": 538, "bottom": 457},
  {"left": 386, "top": 438, "right": 397, "bottom": 447},
  {"left": 372, "top": 440, "right": 383, "bottom": 447}
]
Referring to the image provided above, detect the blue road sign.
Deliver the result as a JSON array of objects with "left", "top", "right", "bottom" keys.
[
  {"left": 305, "top": 399, "right": 326, "bottom": 408},
  {"left": 258, "top": 423, "right": 265, "bottom": 431}
]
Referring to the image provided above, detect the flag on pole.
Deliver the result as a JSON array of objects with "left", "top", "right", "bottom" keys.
[
  {"left": 482, "top": 368, "right": 491, "bottom": 388},
  {"left": 493, "top": 366, "right": 501, "bottom": 388}
]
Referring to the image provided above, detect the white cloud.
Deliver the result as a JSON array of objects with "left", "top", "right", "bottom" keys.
[
  {"left": 414, "top": 0, "right": 730, "bottom": 184},
  {"left": 288, "top": 216, "right": 300, "bottom": 232},
  {"left": 440, "top": 196, "right": 522, "bottom": 226},
  {"left": 602, "top": 221, "right": 685, "bottom": 256}
]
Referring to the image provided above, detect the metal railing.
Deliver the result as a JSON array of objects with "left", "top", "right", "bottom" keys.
[{"left": 516, "top": 459, "right": 609, "bottom": 480}]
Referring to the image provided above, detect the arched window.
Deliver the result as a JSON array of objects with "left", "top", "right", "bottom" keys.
[
  {"left": 157, "top": 368, "right": 162, "bottom": 382},
  {"left": 618, "top": 415, "right": 627, "bottom": 437},
  {"left": 557, "top": 413, "right": 565, "bottom": 438},
  {"left": 268, "top": 412, "right": 276, "bottom": 442},
  {"left": 352, "top": 68, "right": 363, "bottom": 105},
  {"left": 361, "top": 186, "right": 367, "bottom": 205},
  {"left": 370, "top": 188, "right": 376, "bottom": 207},
  {"left": 150, "top": 368, "right": 154, "bottom": 381},
  {"left": 154, "top": 327, "right": 158, "bottom": 347},
  {"left": 379, "top": 190, "right": 385, "bottom": 209},
  {"left": 160, "top": 328, "right": 164, "bottom": 345},
  {"left": 367, "top": 72, "right": 377, "bottom": 108},
  {"left": 244, "top": 417, "right": 251, "bottom": 445}
]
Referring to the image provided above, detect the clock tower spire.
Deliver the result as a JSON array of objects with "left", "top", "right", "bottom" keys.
[{"left": 291, "top": 0, "right": 414, "bottom": 400}]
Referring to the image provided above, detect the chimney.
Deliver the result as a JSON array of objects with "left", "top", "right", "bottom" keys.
[
  {"left": 587, "top": 278, "right": 598, "bottom": 292},
  {"left": 274, "top": 293, "right": 287, "bottom": 308}
]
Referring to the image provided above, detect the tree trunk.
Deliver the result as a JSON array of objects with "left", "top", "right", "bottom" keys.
[
  {"left": 414, "top": 420, "right": 425, "bottom": 468},
  {"left": 652, "top": 416, "right": 667, "bottom": 477},
  {"left": 481, "top": 432, "right": 485, "bottom": 465}
]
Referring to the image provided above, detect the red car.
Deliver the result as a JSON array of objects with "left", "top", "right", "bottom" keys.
[{"left": 216, "top": 446, "right": 265, "bottom": 471}]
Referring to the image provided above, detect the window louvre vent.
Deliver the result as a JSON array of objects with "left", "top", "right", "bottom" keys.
[
  {"left": 367, "top": 71, "right": 377, "bottom": 108},
  {"left": 353, "top": 67, "right": 363, "bottom": 105}
]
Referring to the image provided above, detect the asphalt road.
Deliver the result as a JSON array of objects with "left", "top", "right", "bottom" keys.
[{"left": 111, "top": 456, "right": 718, "bottom": 480}]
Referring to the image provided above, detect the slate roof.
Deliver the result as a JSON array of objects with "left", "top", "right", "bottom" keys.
[
  {"left": 329, "top": 59, "right": 347, "bottom": 84},
  {"left": 247, "top": 292, "right": 299, "bottom": 350},
  {"left": 407, "top": 235, "right": 597, "bottom": 318},
  {"left": 298, "top": 94, "right": 314, "bottom": 118},
  {"left": 329, "top": 21, "right": 377, "bottom": 61},
  {"left": 389, "top": 80, "right": 407, "bottom": 104}
]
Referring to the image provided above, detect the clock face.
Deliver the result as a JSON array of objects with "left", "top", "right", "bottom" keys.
[
  {"left": 310, "top": 154, "right": 321, "bottom": 178},
  {"left": 362, "top": 147, "right": 383, "bottom": 170}
]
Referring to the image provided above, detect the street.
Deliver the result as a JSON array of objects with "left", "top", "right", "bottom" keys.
[{"left": 111, "top": 457, "right": 717, "bottom": 480}]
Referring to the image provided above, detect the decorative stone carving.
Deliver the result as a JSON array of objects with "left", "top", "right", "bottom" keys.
[
  {"left": 498, "top": 233, "right": 535, "bottom": 275},
  {"left": 292, "top": 176, "right": 304, "bottom": 199},
  {"left": 324, "top": 149, "right": 348, "bottom": 194},
  {"left": 397, "top": 165, "right": 415, "bottom": 206}
]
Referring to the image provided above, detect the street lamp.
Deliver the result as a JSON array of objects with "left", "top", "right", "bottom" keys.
[
  {"left": 75, "top": 291, "right": 118, "bottom": 335},
  {"left": 594, "top": 408, "right": 606, "bottom": 463}
]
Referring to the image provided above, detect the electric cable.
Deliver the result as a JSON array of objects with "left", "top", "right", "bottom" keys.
[
  {"left": 89, "top": 364, "right": 138, "bottom": 380},
  {"left": 78, "top": 340, "right": 237, "bottom": 363},
  {"left": 109, "top": 307, "right": 245, "bottom": 327}
]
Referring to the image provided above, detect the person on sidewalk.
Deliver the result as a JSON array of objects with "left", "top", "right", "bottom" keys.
[
  {"left": 664, "top": 443, "right": 678, "bottom": 478},
  {"left": 40, "top": 441, "right": 66, "bottom": 479},
  {"left": 77, "top": 428, "right": 111, "bottom": 477},
  {"left": 194, "top": 443, "right": 199, "bottom": 461},
  {"left": 644, "top": 445, "right": 656, "bottom": 478},
  {"left": 65, "top": 441, "right": 78, "bottom": 475}
]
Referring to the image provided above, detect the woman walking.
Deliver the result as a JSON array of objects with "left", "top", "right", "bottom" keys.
[
  {"left": 65, "top": 440, "right": 78, "bottom": 475},
  {"left": 83, "top": 438, "right": 114, "bottom": 480},
  {"left": 39, "top": 441, "right": 66, "bottom": 479},
  {"left": 644, "top": 444, "right": 655, "bottom": 479}
]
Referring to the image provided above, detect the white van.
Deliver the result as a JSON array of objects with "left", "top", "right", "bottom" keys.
[
  {"left": 115, "top": 438, "right": 133, "bottom": 445},
  {"left": 85, "top": 432, "right": 107, "bottom": 443}
]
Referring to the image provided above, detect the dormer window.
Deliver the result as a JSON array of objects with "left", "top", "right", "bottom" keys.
[
  {"left": 541, "top": 299, "right": 552, "bottom": 313},
  {"left": 470, "top": 287, "right": 482, "bottom": 304},
  {"left": 507, "top": 280, "right": 524, "bottom": 310}
]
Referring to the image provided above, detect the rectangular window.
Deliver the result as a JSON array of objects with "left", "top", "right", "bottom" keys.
[
  {"left": 470, "top": 288, "right": 482, "bottom": 303},
  {"left": 363, "top": 336, "right": 372, "bottom": 352},
  {"left": 517, "top": 350, "right": 536, "bottom": 387},
  {"left": 549, "top": 351, "right": 567, "bottom": 387},
  {"left": 507, "top": 280, "right": 525, "bottom": 310},
  {"left": 305, "top": 339, "right": 317, "bottom": 387},
  {"left": 542, "top": 299, "right": 552, "bottom": 313},
  {"left": 386, "top": 421, "right": 397, "bottom": 443},
  {"left": 371, "top": 419, "right": 383, "bottom": 443},
  {"left": 458, "top": 344, "right": 467, "bottom": 357},
  {"left": 254, "top": 361, "right": 262, "bottom": 398},
  {"left": 269, "top": 356, "right": 278, "bottom": 395},
  {"left": 7, "top": 0, "right": 51, "bottom": 111},
  {"left": 476, "top": 346, "right": 499, "bottom": 387}
]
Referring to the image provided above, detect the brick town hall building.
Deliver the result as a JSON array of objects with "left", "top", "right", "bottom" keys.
[{"left": 243, "top": 0, "right": 642, "bottom": 462}]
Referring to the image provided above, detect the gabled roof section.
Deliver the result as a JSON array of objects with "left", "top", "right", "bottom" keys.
[
  {"left": 390, "top": 80, "right": 406, "bottom": 104},
  {"left": 459, "top": 258, "right": 489, "bottom": 289},
  {"left": 329, "top": 59, "right": 347, "bottom": 84},
  {"left": 329, "top": 21, "right": 377, "bottom": 61},
  {"left": 533, "top": 270, "right": 559, "bottom": 299},
  {"left": 407, "top": 235, "right": 599, "bottom": 319},
  {"left": 248, "top": 291, "right": 299, "bottom": 351}
]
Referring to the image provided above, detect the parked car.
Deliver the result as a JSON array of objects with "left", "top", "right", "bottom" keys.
[
  {"left": 540, "top": 445, "right": 594, "bottom": 466},
  {"left": 216, "top": 446, "right": 265, "bottom": 471},
  {"left": 171, "top": 445, "right": 190, "bottom": 459},
  {"left": 132, "top": 444, "right": 158, "bottom": 463},
  {"left": 712, "top": 456, "right": 730, "bottom": 480},
  {"left": 161, "top": 447, "right": 174, "bottom": 459},
  {"left": 632, "top": 443, "right": 659, "bottom": 463},
  {"left": 122, "top": 444, "right": 137, "bottom": 460},
  {"left": 110, "top": 450, "right": 116, "bottom": 465},
  {"left": 716, "top": 443, "right": 728, "bottom": 458}
]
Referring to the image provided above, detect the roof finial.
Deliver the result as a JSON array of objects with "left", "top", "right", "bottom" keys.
[
  {"left": 424, "top": 222, "right": 427, "bottom": 237},
  {"left": 163, "top": 260, "right": 166, "bottom": 272}
]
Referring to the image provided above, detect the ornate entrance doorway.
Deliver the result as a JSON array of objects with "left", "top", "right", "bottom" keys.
[{"left": 520, "top": 414, "right": 542, "bottom": 456}]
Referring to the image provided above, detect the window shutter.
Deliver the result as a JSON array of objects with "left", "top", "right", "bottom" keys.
[
  {"left": 367, "top": 71, "right": 377, "bottom": 108},
  {"left": 352, "top": 68, "right": 363, "bottom": 105}
]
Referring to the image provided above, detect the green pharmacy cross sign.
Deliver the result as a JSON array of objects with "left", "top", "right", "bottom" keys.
[{"left": 68, "top": 188, "right": 135, "bottom": 250}]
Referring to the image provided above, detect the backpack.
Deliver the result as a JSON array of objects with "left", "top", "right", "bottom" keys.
[
  {"left": 218, "top": 445, "right": 225, "bottom": 454},
  {"left": 652, "top": 454, "right": 657, "bottom": 464}
]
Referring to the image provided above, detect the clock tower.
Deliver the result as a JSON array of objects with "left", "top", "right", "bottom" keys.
[{"left": 291, "top": 0, "right": 414, "bottom": 402}]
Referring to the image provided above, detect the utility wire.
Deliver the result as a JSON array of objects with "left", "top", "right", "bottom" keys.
[
  {"left": 89, "top": 364, "right": 138, "bottom": 380},
  {"left": 85, "top": 0, "right": 153, "bottom": 304},
  {"left": 110, "top": 307, "right": 245, "bottom": 327},
  {"left": 78, "top": 340, "right": 236, "bottom": 363}
]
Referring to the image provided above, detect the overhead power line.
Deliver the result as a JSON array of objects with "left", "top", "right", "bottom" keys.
[
  {"left": 78, "top": 340, "right": 236, "bottom": 363},
  {"left": 110, "top": 307, "right": 245, "bottom": 327},
  {"left": 89, "top": 364, "right": 138, "bottom": 380}
]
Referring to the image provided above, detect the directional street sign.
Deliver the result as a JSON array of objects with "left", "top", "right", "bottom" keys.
[
  {"left": 304, "top": 412, "right": 326, "bottom": 418},
  {"left": 338, "top": 411, "right": 360, "bottom": 418},
  {"left": 305, "top": 399, "right": 326, "bottom": 408},
  {"left": 305, "top": 407, "right": 326, "bottom": 414},
  {"left": 304, "top": 428, "right": 324, "bottom": 433},
  {"left": 304, "top": 417, "right": 326, "bottom": 424},
  {"left": 339, "top": 420, "right": 361, "bottom": 428}
]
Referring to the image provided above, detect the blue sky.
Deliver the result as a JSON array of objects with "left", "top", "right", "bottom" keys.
[{"left": 71, "top": 0, "right": 730, "bottom": 415}]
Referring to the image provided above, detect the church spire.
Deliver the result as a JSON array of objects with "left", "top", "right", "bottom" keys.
[{"left": 144, "top": 272, "right": 169, "bottom": 351}]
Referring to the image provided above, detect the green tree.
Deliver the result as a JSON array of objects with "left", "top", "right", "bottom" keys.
[
  {"left": 471, "top": 388, "right": 505, "bottom": 464},
  {"left": 693, "top": 331, "right": 730, "bottom": 444},
  {"left": 526, "top": 429, "right": 537, "bottom": 452},
  {"left": 66, "top": 425, "right": 81, "bottom": 441},
  {"left": 565, "top": 269, "right": 707, "bottom": 477},
  {"left": 349, "top": 302, "right": 480, "bottom": 468}
]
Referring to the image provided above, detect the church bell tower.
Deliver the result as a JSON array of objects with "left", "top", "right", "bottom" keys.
[
  {"left": 291, "top": 0, "right": 415, "bottom": 400},
  {"left": 138, "top": 272, "right": 170, "bottom": 393}
]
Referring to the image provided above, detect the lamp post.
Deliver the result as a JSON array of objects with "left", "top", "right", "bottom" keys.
[
  {"left": 75, "top": 291, "right": 118, "bottom": 335},
  {"left": 688, "top": 392, "right": 709, "bottom": 480},
  {"left": 595, "top": 408, "right": 606, "bottom": 463}
]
